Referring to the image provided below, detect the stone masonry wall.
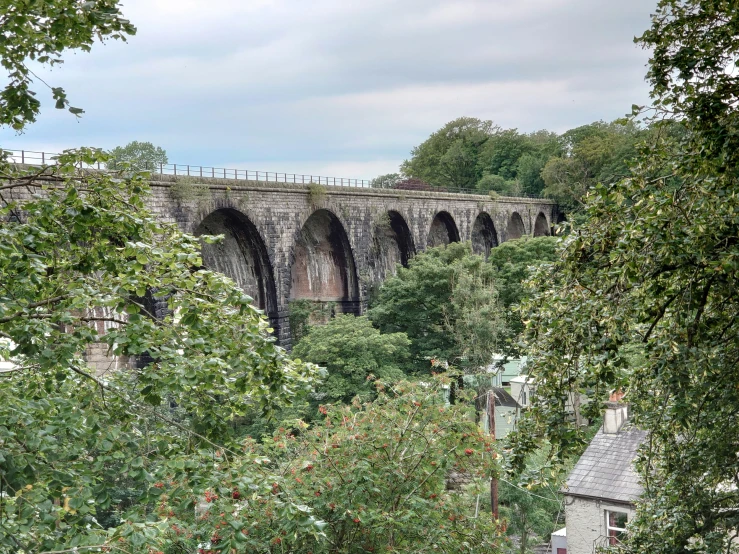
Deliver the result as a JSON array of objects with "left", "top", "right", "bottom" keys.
[{"left": 564, "top": 495, "right": 636, "bottom": 554}]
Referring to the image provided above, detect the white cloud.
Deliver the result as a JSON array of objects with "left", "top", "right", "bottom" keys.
[{"left": 0, "top": 0, "right": 655, "bottom": 177}]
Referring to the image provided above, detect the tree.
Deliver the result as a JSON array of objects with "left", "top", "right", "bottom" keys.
[
  {"left": 487, "top": 236, "right": 560, "bottom": 355},
  {"left": 541, "top": 120, "right": 644, "bottom": 213},
  {"left": 511, "top": 2, "right": 739, "bottom": 552},
  {"left": 369, "top": 172, "right": 401, "bottom": 189},
  {"left": 0, "top": 0, "right": 136, "bottom": 131},
  {"left": 476, "top": 173, "right": 519, "bottom": 196},
  {"left": 146, "top": 378, "right": 505, "bottom": 554},
  {"left": 107, "top": 140, "right": 168, "bottom": 172},
  {"left": 0, "top": 149, "right": 320, "bottom": 552},
  {"left": 292, "top": 314, "right": 410, "bottom": 405},
  {"left": 478, "top": 128, "right": 532, "bottom": 181},
  {"left": 498, "top": 450, "right": 562, "bottom": 554},
  {"left": 369, "top": 242, "right": 505, "bottom": 374},
  {"left": 401, "top": 117, "right": 497, "bottom": 190}
]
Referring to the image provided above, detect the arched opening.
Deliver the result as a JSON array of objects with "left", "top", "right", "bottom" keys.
[
  {"left": 290, "top": 209, "right": 359, "bottom": 308},
  {"left": 471, "top": 212, "right": 499, "bottom": 258},
  {"left": 507, "top": 212, "right": 525, "bottom": 241},
  {"left": 369, "top": 210, "right": 416, "bottom": 283},
  {"left": 427, "top": 211, "right": 460, "bottom": 248},
  {"left": 196, "top": 208, "right": 279, "bottom": 323},
  {"left": 533, "top": 212, "right": 550, "bottom": 237}
]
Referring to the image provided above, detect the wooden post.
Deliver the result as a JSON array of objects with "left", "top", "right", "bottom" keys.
[{"left": 488, "top": 390, "right": 498, "bottom": 522}]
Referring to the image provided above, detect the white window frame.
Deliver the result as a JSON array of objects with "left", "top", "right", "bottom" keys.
[{"left": 605, "top": 509, "right": 628, "bottom": 544}]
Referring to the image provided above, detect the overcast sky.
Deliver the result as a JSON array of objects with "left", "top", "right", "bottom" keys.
[{"left": 1, "top": 0, "right": 655, "bottom": 179}]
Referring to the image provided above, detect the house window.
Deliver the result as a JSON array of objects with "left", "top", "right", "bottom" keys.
[
  {"left": 521, "top": 391, "right": 527, "bottom": 406},
  {"left": 605, "top": 510, "right": 628, "bottom": 545}
]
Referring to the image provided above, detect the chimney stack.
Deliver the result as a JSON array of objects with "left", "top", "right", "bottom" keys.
[{"left": 603, "top": 390, "right": 628, "bottom": 434}]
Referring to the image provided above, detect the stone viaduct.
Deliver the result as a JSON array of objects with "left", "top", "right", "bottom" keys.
[{"left": 146, "top": 175, "right": 559, "bottom": 347}]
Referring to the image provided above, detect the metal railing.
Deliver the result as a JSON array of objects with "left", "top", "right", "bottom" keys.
[
  {"left": 1, "top": 149, "right": 546, "bottom": 198},
  {"left": 2, "top": 149, "right": 372, "bottom": 188}
]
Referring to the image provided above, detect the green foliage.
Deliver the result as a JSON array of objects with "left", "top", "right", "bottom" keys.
[
  {"left": 478, "top": 128, "right": 533, "bottom": 181},
  {"left": 369, "top": 172, "right": 402, "bottom": 189},
  {"left": 293, "top": 314, "right": 410, "bottom": 405},
  {"left": 499, "top": 449, "right": 563, "bottom": 554},
  {"left": 401, "top": 116, "right": 643, "bottom": 209},
  {"left": 401, "top": 117, "right": 496, "bottom": 190},
  {"left": 0, "top": 0, "right": 136, "bottom": 130},
  {"left": 107, "top": 140, "right": 168, "bottom": 172},
  {"left": 541, "top": 120, "right": 645, "bottom": 212},
  {"left": 488, "top": 236, "right": 560, "bottom": 356},
  {"left": 307, "top": 182, "right": 327, "bottom": 207},
  {"left": 147, "top": 378, "right": 505, "bottom": 554},
  {"left": 477, "top": 173, "right": 520, "bottom": 196},
  {"left": 511, "top": 2, "right": 739, "bottom": 552},
  {"left": 169, "top": 176, "right": 213, "bottom": 207},
  {"left": 369, "top": 242, "right": 505, "bottom": 373},
  {"left": 488, "top": 236, "right": 560, "bottom": 309},
  {"left": 288, "top": 299, "right": 335, "bottom": 344},
  {"left": 0, "top": 149, "right": 320, "bottom": 552}
]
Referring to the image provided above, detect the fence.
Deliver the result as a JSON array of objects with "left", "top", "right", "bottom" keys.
[{"left": 1, "top": 149, "right": 544, "bottom": 198}]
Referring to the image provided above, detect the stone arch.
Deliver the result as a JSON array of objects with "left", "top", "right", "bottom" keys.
[
  {"left": 507, "top": 211, "right": 526, "bottom": 241},
  {"left": 428, "top": 211, "right": 460, "bottom": 247},
  {"left": 290, "top": 209, "right": 359, "bottom": 306},
  {"left": 369, "top": 210, "right": 416, "bottom": 282},
  {"left": 471, "top": 212, "right": 499, "bottom": 258},
  {"left": 533, "top": 212, "right": 550, "bottom": 237},
  {"left": 195, "top": 208, "right": 278, "bottom": 317}
]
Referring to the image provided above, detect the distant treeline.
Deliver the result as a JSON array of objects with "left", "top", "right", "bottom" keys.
[{"left": 373, "top": 117, "right": 683, "bottom": 212}]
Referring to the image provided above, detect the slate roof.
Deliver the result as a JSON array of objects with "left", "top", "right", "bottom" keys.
[
  {"left": 562, "top": 424, "right": 647, "bottom": 504},
  {"left": 492, "top": 387, "right": 520, "bottom": 409}
]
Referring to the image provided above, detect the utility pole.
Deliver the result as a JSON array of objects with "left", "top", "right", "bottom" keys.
[{"left": 488, "top": 390, "right": 498, "bottom": 522}]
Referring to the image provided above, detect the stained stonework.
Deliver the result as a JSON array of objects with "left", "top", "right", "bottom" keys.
[
  {"left": 533, "top": 212, "right": 551, "bottom": 236},
  {"left": 196, "top": 208, "right": 277, "bottom": 313},
  {"left": 144, "top": 175, "right": 559, "bottom": 347},
  {"left": 290, "top": 209, "right": 358, "bottom": 305},
  {"left": 368, "top": 210, "right": 415, "bottom": 284},
  {"left": 507, "top": 211, "right": 526, "bottom": 240},
  {"left": 471, "top": 212, "right": 499, "bottom": 259},
  {"left": 427, "top": 211, "right": 460, "bottom": 247}
]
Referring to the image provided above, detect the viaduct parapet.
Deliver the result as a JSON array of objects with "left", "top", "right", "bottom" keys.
[{"left": 147, "top": 176, "right": 559, "bottom": 348}]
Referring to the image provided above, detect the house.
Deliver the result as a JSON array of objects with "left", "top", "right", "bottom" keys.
[
  {"left": 479, "top": 387, "right": 521, "bottom": 439},
  {"left": 510, "top": 374, "right": 589, "bottom": 425},
  {"left": 510, "top": 374, "right": 534, "bottom": 408},
  {"left": 488, "top": 354, "right": 527, "bottom": 386},
  {"left": 556, "top": 399, "right": 647, "bottom": 554}
]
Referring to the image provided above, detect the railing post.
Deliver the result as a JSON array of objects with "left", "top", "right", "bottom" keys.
[
  {"left": 41, "top": 152, "right": 45, "bottom": 165},
  {"left": 200, "top": 166, "right": 203, "bottom": 178},
  {"left": 174, "top": 164, "right": 177, "bottom": 176},
  {"left": 187, "top": 165, "right": 190, "bottom": 176},
  {"left": 160, "top": 162, "right": 163, "bottom": 174},
  {"left": 21, "top": 150, "right": 25, "bottom": 164}
]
